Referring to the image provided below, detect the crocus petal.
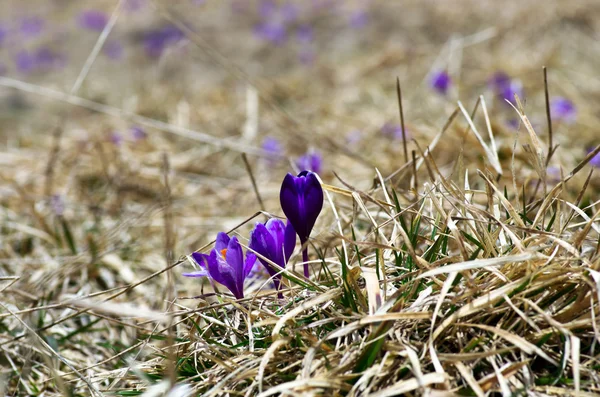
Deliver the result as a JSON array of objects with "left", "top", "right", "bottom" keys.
[
  {"left": 283, "top": 220, "right": 296, "bottom": 262},
  {"left": 206, "top": 249, "right": 241, "bottom": 298},
  {"left": 280, "top": 173, "right": 306, "bottom": 239},
  {"left": 300, "top": 171, "right": 324, "bottom": 240},
  {"left": 265, "top": 218, "right": 286, "bottom": 264},
  {"left": 244, "top": 252, "right": 257, "bottom": 278},
  {"left": 182, "top": 270, "right": 209, "bottom": 278},
  {"left": 249, "top": 223, "right": 279, "bottom": 279},
  {"left": 226, "top": 236, "right": 245, "bottom": 295},
  {"left": 215, "top": 232, "right": 230, "bottom": 253},
  {"left": 191, "top": 252, "right": 210, "bottom": 269}
]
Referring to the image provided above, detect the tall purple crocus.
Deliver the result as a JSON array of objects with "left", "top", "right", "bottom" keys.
[
  {"left": 430, "top": 70, "right": 451, "bottom": 95},
  {"left": 550, "top": 97, "right": 577, "bottom": 124},
  {"left": 184, "top": 232, "right": 257, "bottom": 299},
  {"left": 249, "top": 219, "right": 296, "bottom": 297},
  {"left": 280, "top": 171, "right": 323, "bottom": 277}
]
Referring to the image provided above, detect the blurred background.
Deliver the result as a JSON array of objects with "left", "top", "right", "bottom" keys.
[{"left": 0, "top": 0, "right": 599, "bottom": 392}]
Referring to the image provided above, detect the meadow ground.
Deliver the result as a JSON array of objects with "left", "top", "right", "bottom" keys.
[{"left": 0, "top": 0, "right": 599, "bottom": 395}]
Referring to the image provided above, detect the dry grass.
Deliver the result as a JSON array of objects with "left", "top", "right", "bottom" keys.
[{"left": 0, "top": 0, "right": 599, "bottom": 395}]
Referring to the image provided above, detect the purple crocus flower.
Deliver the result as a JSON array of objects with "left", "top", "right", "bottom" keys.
[
  {"left": 588, "top": 148, "right": 600, "bottom": 168},
  {"left": 280, "top": 171, "right": 324, "bottom": 277},
  {"left": 430, "top": 70, "right": 451, "bottom": 95},
  {"left": 381, "top": 123, "right": 410, "bottom": 141},
  {"left": 130, "top": 126, "right": 147, "bottom": 140},
  {"left": 15, "top": 50, "right": 35, "bottom": 73},
  {"left": 103, "top": 40, "right": 123, "bottom": 60},
  {"left": 20, "top": 16, "right": 44, "bottom": 37},
  {"left": 184, "top": 233, "right": 257, "bottom": 299},
  {"left": 488, "top": 71, "right": 511, "bottom": 92},
  {"left": 78, "top": 10, "right": 108, "bottom": 32},
  {"left": 143, "top": 25, "right": 185, "bottom": 58},
  {"left": 249, "top": 219, "right": 296, "bottom": 297},
  {"left": 550, "top": 97, "right": 576, "bottom": 124},
  {"left": 499, "top": 80, "right": 523, "bottom": 105},
  {"left": 296, "top": 151, "right": 322, "bottom": 174},
  {"left": 254, "top": 21, "right": 287, "bottom": 45},
  {"left": 349, "top": 9, "right": 369, "bottom": 29}
]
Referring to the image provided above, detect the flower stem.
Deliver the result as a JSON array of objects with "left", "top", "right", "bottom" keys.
[{"left": 302, "top": 247, "right": 309, "bottom": 278}]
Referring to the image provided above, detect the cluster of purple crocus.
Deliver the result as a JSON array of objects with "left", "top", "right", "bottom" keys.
[{"left": 184, "top": 170, "right": 324, "bottom": 299}]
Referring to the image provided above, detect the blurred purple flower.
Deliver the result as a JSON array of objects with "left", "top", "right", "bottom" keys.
[
  {"left": 588, "top": 148, "right": 600, "bottom": 168},
  {"left": 280, "top": 171, "right": 323, "bottom": 277},
  {"left": 125, "top": 0, "right": 146, "bottom": 12},
  {"left": 259, "top": 0, "right": 277, "bottom": 18},
  {"left": 499, "top": 80, "right": 523, "bottom": 105},
  {"left": 281, "top": 3, "right": 299, "bottom": 22},
  {"left": 550, "top": 97, "right": 576, "bottom": 124},
  {"left": 130, "top": 126, "right": 146, "bottom": 140},
  {"left": 20, "top": 16, "right": 44, "bottom": 37},
  {"left": 381, "top": 123, "right": 410, "bottom": 140},
  {"left": 298, "top": 48, "right": 315, "bottom": 65},
  {"left": 15, "top": 50, "right": 35, "bottom": 73},
  {"left": 349, "top": 9, "right": 368, "bottom": 29},
  {"left": 78, "top": 10, "right": 108, "bottom": 32},
  {"left": 249, "top": 218, "right": 296, "bottom": 297},
  {"left": 34, "top": 47, "right": 65, "bottom": 70},
  {"left": 346, "top": 129, "right": 362, "bottom": 145},
  {"left": 430, "top": 70, "right": 451, "bottom": 95},
  {"left": 143, "top": 25, "right": 185, "bottom": 57},
  {"left": 51, "top": 194, "right": 65, "bottom": 216},
  {"left": 254, "top": 21, "right": 287, "bottom": 45},
  {"left": 103, "top": 40, "right": 123, "bottom": 60},
  {"left": 262, "top": 136, "right": 282, "bottom": 154},
  {"left": 184, "top": 233, "right": 257, "bottom": 299},
  {"left": 296, "top": 151, "right": 322, "bottom": 174},
  {"left": 0, "top": 25, "right": 7, "bottom": 46},
  {"left": 297, "top": 25, "right": 313, "bottom": 43},
  {"left": 110, "top": 132, "right": 122, "bottom": 146},
  {"left": 488, "top": 71, "right": 511, "bottom": 92}
]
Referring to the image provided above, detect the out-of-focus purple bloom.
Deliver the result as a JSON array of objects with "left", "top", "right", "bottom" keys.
[
  {"left": 297, "top": 25, "right": 313, "bottom": 43},
  {"left": 20, "top": 16, "right": 44, "bottom": 37},
  {"left": 78, "top": 10, "right": 108, "bottom": 32},
  {"left": 349, "top": 9, "right": 368, "bottom": 29},
  {"left": 588, "top": 147, "right": 600, "bottom": 168},
  {"left": 298, "top": 48, "right": 315, "bottom": 65},
  {"left": 259, "top": 0, "right": 277, "bottom": 18},
  {"left": 550, "top": 96, "right": 577, "bottom": 124},
  {"left": 281, "top": 3, "right": 299, "bottom": 22},
  {"left": 507, "top": 118, "right": 520, "bottom": 130},
  {"left": 262, "top": 136, "right": 282, "bottom": 155},
  {"left": 110, "top": 132, "right": 122, "bottom": 146},
  {"left": 254, "top": 22, "right": 287, "bottom": 45},
  {"left": 488, "top": 71, "right": 523, "bottom": 105},
  {"left": 430, "top": 70, "right": 451, "bottom": 95},
  {"left": 125, "top": 0, "right": 146, "bottom": 12},
  {"left": 296, "top": 151, "right": 322, "bottom": 174},
  {"left": 51, "top": 194, "right": 65, "bottom": 216},
  {"left": 249, "top": 219, "right": 296, "bottom": 297},
  {"left": 488, "top": 71, "right": 511, "bottom": 92},
  {"left": 0, "top": 25, "right": 7, "bottom": 46},
  {"left": 34, "top": 47, "right": 65, "bottom": 70},
  {"left": 280, "top": 171, "right": 323, "bottom": 277},
  {"left": 130, "top": 126, "right": 146, "bottom": 140},
  {"left": 143, "top": 25, "right": 185, "bottom": 58},
  {"left": 103, "top": 40, "right": 123, "bottom": 60},
  {"left": 184, "top": 233, "right": 257, "bottom": 299},
  {"left": 499, "top": 80, "right": 523, "bottom": 105},
  {"left": 381, "top": 123, "right": 410, "bottom": 140},
  {"left": 15, "top": 50, "right": 35, "bottom": 73},
  {"left": 346, "top": 129, "right": 362, "bottom": 145}
]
